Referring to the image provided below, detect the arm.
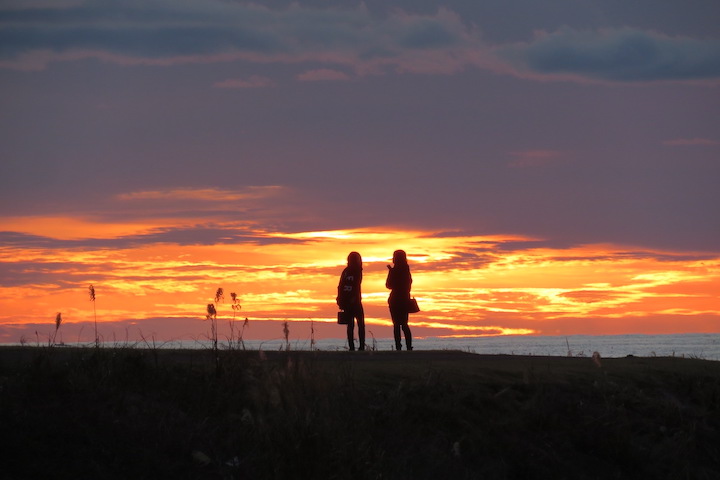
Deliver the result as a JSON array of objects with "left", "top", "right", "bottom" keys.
[{"left": 336, "top": 269, "right": 347, "bottom": 307}]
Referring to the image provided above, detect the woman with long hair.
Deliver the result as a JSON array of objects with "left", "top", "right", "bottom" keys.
[
  {"left": 386, "top": 249, "right": 413, "bottom": 351},
  {"left": 337, "top": 251, "right": 365, "bottom": 351}
]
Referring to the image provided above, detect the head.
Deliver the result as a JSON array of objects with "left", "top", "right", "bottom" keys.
[
  {"left": 347, "top": 251, "right": 362, "bottom": 268},
  {"left": 392, "top": 250, "right": 407, "bottom": 265}
]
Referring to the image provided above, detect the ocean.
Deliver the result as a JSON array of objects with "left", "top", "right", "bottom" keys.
[{"left": 171, "top": 333, "right": 720, "bottom": 360}]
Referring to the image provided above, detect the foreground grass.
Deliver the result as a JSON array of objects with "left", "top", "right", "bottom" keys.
[{"left": 1, "top": 347, "right": 719, "bottom": 479}]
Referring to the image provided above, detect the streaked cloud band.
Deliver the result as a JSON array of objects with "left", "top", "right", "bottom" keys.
[{"left": 2, "top": 1, "right": 718, "bottom": 84}]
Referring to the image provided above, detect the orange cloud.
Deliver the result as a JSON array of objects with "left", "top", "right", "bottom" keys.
[
  {"left": 0, "top": 216, "right": 172, "bottom": 240},
  {"left": 1, "top": 219, "right": 718, "bottom": 344},
  {"left": 117, "top": 186, "right": 285, "bottom": 202}
]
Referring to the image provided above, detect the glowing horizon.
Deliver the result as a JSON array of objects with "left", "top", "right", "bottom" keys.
[{"left": 1, "top": 213, "right": 718, "bottom": 345}]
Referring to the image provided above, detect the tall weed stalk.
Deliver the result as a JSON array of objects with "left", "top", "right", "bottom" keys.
[
  {"left": 229, "top": 292, "right": 242, "bottom": 349},
  {"left": 88, "top": 284, "right": 98, "bottom": 348},
  {"left": 50, "top": 312, "right": 62, "bottom": 346},
  {"left": 205, "top": 303, "right": 218, "bottom": 352}
]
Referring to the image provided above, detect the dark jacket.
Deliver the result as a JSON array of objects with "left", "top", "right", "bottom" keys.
[
  {"left": 337, "top": 266, "right": 362, "bottom": 310},
  {"left": 386, "top": 263, "right": 412, "bottom": 308}
]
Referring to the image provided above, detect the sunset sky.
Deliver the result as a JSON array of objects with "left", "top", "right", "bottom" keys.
[{"left": 1, "top": 0, "right": 719, "bottom": 345}]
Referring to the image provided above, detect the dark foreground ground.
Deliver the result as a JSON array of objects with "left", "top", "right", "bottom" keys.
[{"left": 1, "top": 346, "right": 719, "bottom": 479}]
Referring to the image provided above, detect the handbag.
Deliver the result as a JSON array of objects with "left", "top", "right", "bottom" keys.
[
  {"left": 407, "top": 297, "right": 420, "bottom": 314},
  {"left": 337, "top": 310, "right": 353, "bottom": 325}
]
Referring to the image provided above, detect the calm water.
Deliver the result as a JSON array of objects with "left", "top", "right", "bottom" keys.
[{"left": 170, "top": 333, "right": 720, "bottom": 360}]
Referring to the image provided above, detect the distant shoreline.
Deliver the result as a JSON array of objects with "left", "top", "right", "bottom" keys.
[{"left": 3, "top": 331, "right": 718, "bottom": 360}]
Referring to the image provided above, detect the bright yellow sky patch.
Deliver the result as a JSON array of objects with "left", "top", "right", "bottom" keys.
[{"left": 1, "top": 222, "right": 718, "bottom": 343}]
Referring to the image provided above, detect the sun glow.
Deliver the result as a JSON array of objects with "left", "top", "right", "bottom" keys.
[{"left": 1, "top": 215, "right": 719, "bottom": 344}]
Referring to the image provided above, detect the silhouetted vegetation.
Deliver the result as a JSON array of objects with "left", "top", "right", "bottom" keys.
[
  {"left": 88, "top": 284, "right": 98, "bottom": 348},
  {"left": 1, "top": 347, "right": 718, "bottom": 479},
  {"left": 51, "top": 312, "right": 62, "bottom": 346}
]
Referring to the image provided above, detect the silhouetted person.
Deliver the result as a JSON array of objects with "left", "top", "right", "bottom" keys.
[
  {"left": 386, "top": 249, "right": 413, "bottom": 351},
  {"left": 337, "top": 251, "right": 365, "bottom": 351}
]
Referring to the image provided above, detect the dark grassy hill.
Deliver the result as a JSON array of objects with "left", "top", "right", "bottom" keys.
[{"left": 1, "top": 346, "right": 718, "bottom": 479}]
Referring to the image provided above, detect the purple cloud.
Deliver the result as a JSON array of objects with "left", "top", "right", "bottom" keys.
[
  {"left": 663, "top": 138, "right": 719, "bottom": 146},
  {"left": 297, "top": 68, "right": 350, "bottom": 82},
  {"left": 214, "top": 75, "right": 275, "bottom": 89},
  {"left": 508, "top": 150, "right": 569, "bottom": 168}
]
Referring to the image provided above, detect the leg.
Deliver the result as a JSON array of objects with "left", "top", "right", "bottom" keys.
[
  {"left": 402, "top": 323, "right": 412, "bottom": 350},
  {"left": 393, "top": 324, "right": 402, "bottom": 350},
  {"left": 390, "top": 306, "right": 402, "bottom": 350},
  {"left": 391, "top": 306, "right": 411, "bottom": 350},
  {"left": 356, "top": 304, "right": 366, "bottom": 350},
  {"left": 346, "top": 315, "right": 355, "bottom": 351}
]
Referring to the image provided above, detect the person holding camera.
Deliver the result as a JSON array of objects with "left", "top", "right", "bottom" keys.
[{"left": 386, "top": 249, "right": 413, "bottom": 351}]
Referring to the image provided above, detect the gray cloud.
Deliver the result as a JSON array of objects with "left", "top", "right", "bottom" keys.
[
  {"left": 3, "top": 2, "right": 717, "bottom": 85},
  {"left": 0, "top": 2, "right": 285, "bottom": 59},
  {"left": 0, "top": 1, "right": 475, "bottom": 72},
  {"left": 500, "top": 27, "right": 720, "bottom": 83},
  {"left": 393, "top": 14, "right": 463, "bottom": 49}
]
